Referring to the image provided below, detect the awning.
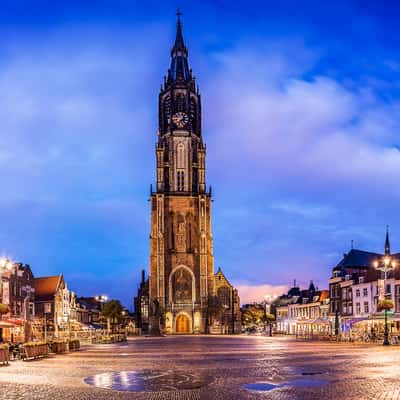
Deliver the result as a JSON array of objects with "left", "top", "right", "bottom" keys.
[
  {"left": 369, "top": 314, "right": 400, "bottom": 322},
  {"left": 297, "top": 318, "right": 330, "bottom": 325},
  {"left": 0, "top": 321, "right": 15, "bottom": 328},
  {"left": 71, "top": 321, "right": 91, "bottom": 329},
  {"left": 89, "top": 323, "right": 103, "bottom": 330},
  {"left": 2, "top": 318, "right": 24, "bottom": 326},
  {"left": 342, "top": 317, "right": 368, "bottom": 327}
]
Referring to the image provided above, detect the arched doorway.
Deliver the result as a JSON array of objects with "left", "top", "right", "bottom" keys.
[{"left": 176, "top": 314, "right": 191, "bottom": 333}]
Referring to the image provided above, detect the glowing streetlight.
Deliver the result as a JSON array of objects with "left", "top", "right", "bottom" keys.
[
  {"left": 263, "top": 294, "right": 278, "bottom": 337},
  {"left": 373, "top": 241, "right": 397, "bottom": 346},
  {"left": 0, "top": 258, "right": 13, "bottom": 272}
]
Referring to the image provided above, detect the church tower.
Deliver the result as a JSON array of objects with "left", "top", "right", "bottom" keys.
[{"left": 149, "top": 13, "right": 214, "bottom": 334}]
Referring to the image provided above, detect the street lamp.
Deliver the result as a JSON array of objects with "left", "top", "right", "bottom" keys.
[
  {"left": 263, "top": 294, "right": 277, "bottom": 336},
  {"left": 373, "top": 256, "right": 396, "bottom": 346},
  {"left": 95, "top": 295, "right": 108, "bottom": 332}
]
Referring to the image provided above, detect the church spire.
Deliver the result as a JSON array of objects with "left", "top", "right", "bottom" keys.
[
  {"left": 385, "top": 225, "right": 391, "bottom": 256},
  {"left": 168, "top": 10, "right": 190, "bottom": 82},
  {"left": 171, "top": 9, "right": 187, "bottom": 55}
]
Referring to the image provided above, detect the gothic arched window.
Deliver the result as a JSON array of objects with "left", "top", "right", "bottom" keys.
[
  {"left": 217, "top": 287, "right": 230, "bottom": 308},
  {"left": 177, "top": 143, "right": 185, "bottom": 169},
  {"left": 172, "top": 267, "right": 192, "bottom": 303},
  {"left": 164, "top": 95, "right": 171, "bottom": 125},
  {"left": 176, "top": 93, "right": 186, "bottom": 112},
  {"left": 190, "top": 97, "right": 197, "bottom": 132}
]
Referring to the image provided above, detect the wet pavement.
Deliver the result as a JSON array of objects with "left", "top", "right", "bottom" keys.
[{"left": 0, "top": 335, "right": 400, "bottom": 399}]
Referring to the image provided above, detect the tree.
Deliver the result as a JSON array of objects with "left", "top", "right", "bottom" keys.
[
  {"left": 241, "top": 304, "right": 265, "bottom": 331},
  {"left": 378, "top": 299, "right": 394, "bottom": 311},
  {"left": 102, "top": 300, "right": 124, "bottom": 333},
  {"left": 0, "top": 304, "right": 9, "bottom": 315}
]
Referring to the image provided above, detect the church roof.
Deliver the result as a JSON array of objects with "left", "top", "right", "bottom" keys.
[{"left": 215, "top": 267, "right": 233, "bottom": 287}]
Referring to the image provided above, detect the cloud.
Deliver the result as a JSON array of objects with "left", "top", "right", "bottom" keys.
[
  {"left": 235, "top": 283, "right": 288, "bottom": 305},
  {"left": 1, "top": 23, "right": 400, "bottom": 308},
  {"left": 205, "top": 42, "right": 400, "bottom": 198},
  {"left": 205, "top": 40, "right": 400, "bottom": 291},
  {"left": 0, "top": 25, "right": 170, "bottom": 306},
  {"left": 270, "top": 201, "right": 335, "bottom": 219}
]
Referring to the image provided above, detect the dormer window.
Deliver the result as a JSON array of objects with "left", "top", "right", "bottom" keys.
[{"left": 359, "top": 276, "right": 365, "bottom": 284}]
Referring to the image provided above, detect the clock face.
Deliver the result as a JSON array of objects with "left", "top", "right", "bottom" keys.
[{"left": 172, "top": 112, "right": 189, "bottom": 128}]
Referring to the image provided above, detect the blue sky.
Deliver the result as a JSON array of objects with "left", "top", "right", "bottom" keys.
[{"left": 1, "top": 0, "right": 400, "bottom": 307}]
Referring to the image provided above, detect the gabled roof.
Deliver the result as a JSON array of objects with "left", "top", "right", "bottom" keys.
[
  {"left": 319, "top": 290, "right": 329, "bottom": 302},
  {"left": 34, "top": 275, "right": 62, "bottom": 301},
  {"left": 287, "top": 286, "right": 301, "bottom": 297},
  {"left": 276, "top": 287, "right": 329, "bottom": 307},
  {"left": 214, "top": 267, "right": 233, "bottom": 287}
]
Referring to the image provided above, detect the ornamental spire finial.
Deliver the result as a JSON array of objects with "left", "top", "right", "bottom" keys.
[
  {"left": 172, "top": 8, "right": 186, "bottom": 55},
  {"left": 385, "top": 225, "right": 391, "bottom": 256}
]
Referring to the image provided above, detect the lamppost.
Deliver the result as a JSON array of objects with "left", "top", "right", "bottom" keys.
[
  {"left": 373, "top": 254, "right": 396, "bottom": 346},
  {"left": 95, "top": 295, "right": 108, "bottom": 332},
  {"left": 264, "top": 294, "right": 277, "bottom": 336}
]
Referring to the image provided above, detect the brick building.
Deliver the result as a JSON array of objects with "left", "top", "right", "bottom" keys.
[
  {"left": 329, "top": 230, "right": 400, "bottom": 336},
  {"left": 34, "top": 274, "right": 74, "bottom": 338},
  {"left": 147, "top": 14, "right": 240, "bottom": 334},
  {"left": 0, "top": 261, "right": 35, "bottom": 342}
]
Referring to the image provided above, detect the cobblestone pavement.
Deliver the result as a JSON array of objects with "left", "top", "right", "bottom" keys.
[{"left": 1, "top": 335, "right": 400, "bottom": 399}]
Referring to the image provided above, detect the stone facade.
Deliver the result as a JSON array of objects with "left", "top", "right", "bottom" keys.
[{"left": 148, "top": 15, "right": 240, "bottom": 334}]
